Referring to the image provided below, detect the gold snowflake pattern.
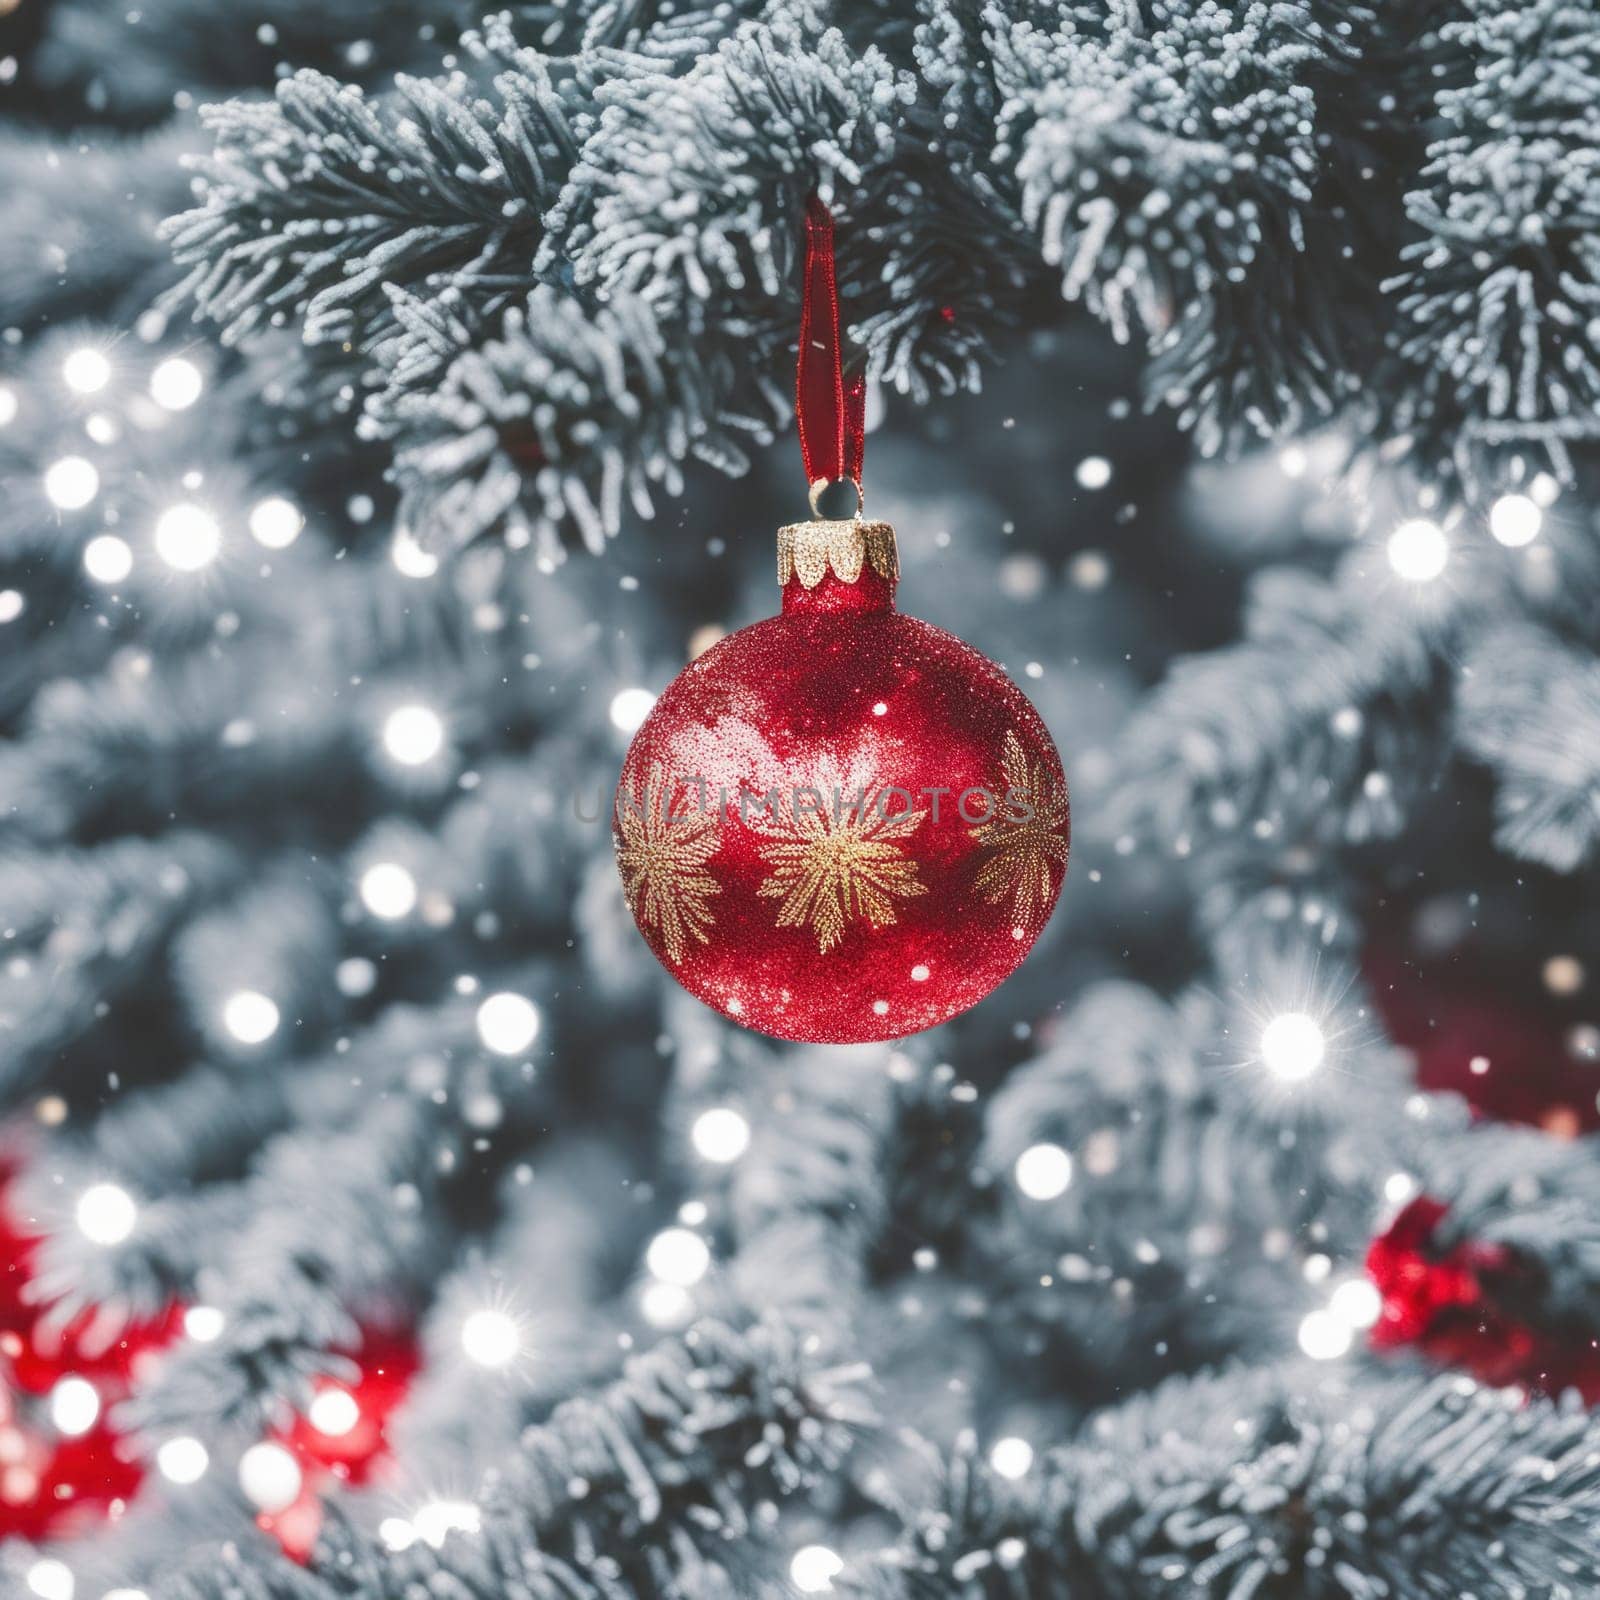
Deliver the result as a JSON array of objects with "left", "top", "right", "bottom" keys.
[
  {"left": 755, "top": 785, "right": 928, "bottom": 953},
  {"left": 970, "top": 730, "right": 1068, "bottom": 923},
  {"left": 615, "top": 762, "right": 721, "bottom": 964}
]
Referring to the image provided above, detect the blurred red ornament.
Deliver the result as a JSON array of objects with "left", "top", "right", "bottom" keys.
[
  {"left": 614, "top": 516, "right": 1068, "bottom": 1042},
  {"left": 1, "top": 1159, "right": 421, "bottom": 1555},
  {"left": 0, "top": 1162, "right": 41, "bottom": 1328},
  {"left": 3, "top": 1416, "right": 147, "bottom": 1541},
  {"left": 6, "top": 1301, "right": 185, "bottom": 1396},
  {"left": 281, "top": 1330, "right": 416, "bottom": 1479},
  {"left": 0, "top": 1159, "right": 183, "bottom": 1541},
  {"left": 1367, "top": 1195, "right": 1600, "bottom": 1402},
  {"left": 1367, "top": 1196, "right": 1507, "bottom": 1345},
  {"left": 1365, "top": 940, "right": 1598, "bottom": 1134},
  {"left": 255, "top": 1326, "right": 418, "bottom": 1562}
]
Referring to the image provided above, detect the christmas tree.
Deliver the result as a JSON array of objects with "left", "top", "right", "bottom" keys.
[{"left": 3, "top": 2, "right": 1600, "bottom": 1597}]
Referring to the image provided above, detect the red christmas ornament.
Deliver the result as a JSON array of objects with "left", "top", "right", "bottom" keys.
[
  {"left": 0, "top": 1157, "right": 183, "bottom": 1540},
  {"left": 615, "top": 527, "right": 1068, "bottom": 1043},
  {"left": 1, "top": 1155, "right": 420, "bottom": 1554},
  {"left": 612, "top": 200, "right": 1068, "bottom": 1043},
  {"left": 1366, "top": 1196, "right": 1600, "bottom": 1403},
  {"left": 253, "top": 1326, "right": 419, "bottom": 1562},
  {"left": 280, "top": 1332, "right": 416, "bottom": 1480}
]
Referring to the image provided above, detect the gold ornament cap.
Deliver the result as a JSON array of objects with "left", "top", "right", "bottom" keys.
[{"left": 776, "top": 517, "right": 899, "bottom": 588}]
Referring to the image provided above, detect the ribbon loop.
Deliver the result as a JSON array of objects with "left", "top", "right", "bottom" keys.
[{"left": 796, "top": 196, "right": 866, "bottom": 499}]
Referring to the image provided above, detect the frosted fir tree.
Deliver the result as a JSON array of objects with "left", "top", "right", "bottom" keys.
[{"left": 1, "top": 3, "right": 1600, "bottom": 1599}]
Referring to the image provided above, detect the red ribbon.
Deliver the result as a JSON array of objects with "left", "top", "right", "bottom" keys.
[{"left": 795, "top": 196, "right": 866, "bottom": 493}]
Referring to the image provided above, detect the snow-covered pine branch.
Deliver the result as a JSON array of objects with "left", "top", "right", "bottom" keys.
[
  {"left": 848, "top": 1363, "right": 1600, "bottom": 1599},
  {"left": 160, "top": 2, "right": 1600, "bottom": 565}
]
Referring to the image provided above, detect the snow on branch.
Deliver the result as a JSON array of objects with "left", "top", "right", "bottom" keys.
[
  {"left": 1389, "top": 0, "right": 1600, "bottom": 488},
  {"left": 1416, "top": 1122, "right": 1600, "bottom": 1333},
  {"left": 163, "top": 17, "right": 577, "bottom": 352},
  {"left": 157, "top": 1, "right": 1600, "bottom": 563},
  {"left": 1106, "top": 543, "right": 1469, "bottom": 854},
  {"left": 128, "top": 993, "right": 555, "bottom": 1433},
  {"left": 1457, "top": 622, "right": 1600, "bottom": 871},
  {"left": 994, "top": 0, "right": 1371, "bottom": 453},
  {"left": 163, "top": 1318, "right": 868, "bottom": 1600},
  {"left": 560, "top": 8, "right": 913, "bottom": 315},
  {"left": 974, "top": 978, "right": 1407, "bottom": 1385},
  {"left": 849, "top": 1363, "right": 1600, "bottom": 1599},
  {"left": 372, "top": 284, "right": 762, "bottom": 560}
]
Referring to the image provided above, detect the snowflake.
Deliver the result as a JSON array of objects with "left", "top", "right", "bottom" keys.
[
  {"left": 755, "top": 784, "right": 928, "bottom": 953},
  {"left": 970, "top": 730, "right": 1069, "bottom": 923},
  {"left": 615, "top": 763, "right": 721, "bottom": 964}
]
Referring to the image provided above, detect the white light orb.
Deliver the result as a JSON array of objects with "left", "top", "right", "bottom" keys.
[
  {"left": 44, "top": 456, "right": 100, "bottom": 511},
  {"left": 1530, "top": 472, "right": 1561, "bottom": 508},
  {"left": 83, "top": 534, "right": 134, "bottom": 585},
  {"left": 1075, "top": 455, "right": 1113, "bottom": 490},
  {"left": 645, "top": 1226, "right": 711, "bottom": 1288},
  {"left": 476, "top": 991, "right": 541, "bottom": 1056},
  {"left": 691, "top": 1106, "right": 752, "bottom": 1165},
  {"left": 1385, "top": 1172, "right": 1419, "bottom": 1205},
  {"left": 391, "top": 528, "right": 439, "bottom": 578},
  {"left": 0, "top": 589, "right": 24, "bottom": 623},
  {"left": 223, "top": 989, "right": 280, "bottom": 1045},
  {"left": 149, "top": 356, "right": 204, "bottom": 411},
  {"left": 609, "top": 687, "right": 656, "bottom": 734},
  {"left": 1260, "top": 1012, "right": 1326, "bottom": 1081},
  {"left": 1013, "top": 1142, "right": 1073, "bottom": 1201},
  {"left": 1328, "top": 1277, "right": 1383, "bottom": 1330},
  {"left": 154, "top": 503, "right": 222, "bottom": 571},
  {"left": 1069, "top": 550, "right": 1111, "bottom": 591},
  {"left": 76, "top": 1182, "right": 137, "bottom": 1245},
  {"left": 382, "top": 703, "right": 445, "bottom": 767},
  {"left": 378, "top": 1517, "right": 418, "bottom": 1552},
  {"left": 1297, "top": 1308, "right": 1353, "bottom": 1361},
  {"left": 0, "top": 383, "right": 17, "bottom": 426},
  {"left": 184, "top": 1305, "right": 226, "bottom": 1342},
  {"left": 48, "top": 1376, "right": 101, "bottom": 1437},
  {"left": 412, "top": 1500, "right": 480, "bottom": 1549},
  {"left": 308, "top": 1387, "right": 360, "bottom": 1438},
  {"left": 988, "top": 1436, "right": 1035, "bottom": 1480},
  {"left": 360, "top": 861, "right": 418, "bottom": 921},
  {"left": 337, "top": 956, "right": 378, "bottom": 997},
  {"left": 1542, "top": 954, "right": 1585, "bottom": 995},
  {"left": 460, "top": 1307, "right": 522, "bottom": 1369},
  {"left": 156, "top": 1435, "right": 210, "bottom": 1485},
  {"left": 790, "top": 1545, "right": 844, "bottom": 1594},
  {"left": 63, "top": 347, "right": 112, "bottom": 395},
  {"left": 1386, "top": 518, "right": 1448, "bottom": 582},
  {"left": 639, "top": 1280, "right": 694, "bottom": 1328},
  {"left": 1488, "top": 493, "right": 1541, "bottom": 548},
  {"left": 26, "top": 1559, "right": 75, "bottom": 1600},
  {"left": 249, "top": 495, "right": 304, "bottom": 550},
  {"left": 237, "top": 1441, "right": 303, "bottom": 1514}
]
